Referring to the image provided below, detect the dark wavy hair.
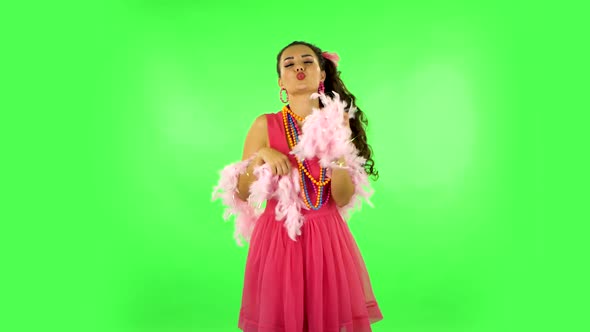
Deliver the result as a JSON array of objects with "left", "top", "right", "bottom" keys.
[{"left": 276, "top": 41, "right": 379, "bottom": 180}]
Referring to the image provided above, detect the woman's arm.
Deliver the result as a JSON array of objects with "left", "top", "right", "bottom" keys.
[
  {"left": 330, "top": 156, "right": 355, "bottom": 207},
  {"left": 330, "top": 111, "right": 355, "bottom": 207},
  {"left": 236, "top": 115, "right": 268, "bottom": 201}
]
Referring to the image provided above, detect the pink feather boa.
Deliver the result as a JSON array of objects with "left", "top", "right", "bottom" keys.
[
  {"left": 291, "top": 92, "right": 374, "bottom": 218},
  {"left": 211, "top": 155, "right": 261, "bottom": 246},
  {"left": 212, "top": 93, "right": 374, "bottom": 246}
]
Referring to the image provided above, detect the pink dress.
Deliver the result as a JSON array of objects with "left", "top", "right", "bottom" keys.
[{"left": 238, "top": 111, "right": 383, "bottom": 332}]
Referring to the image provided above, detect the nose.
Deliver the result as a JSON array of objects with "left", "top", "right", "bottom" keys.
[{"left": 295, "top": 64, "right": 304, "bottom": 72}]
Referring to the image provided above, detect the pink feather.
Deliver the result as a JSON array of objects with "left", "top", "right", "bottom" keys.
[
  {"left": 211, "top": 156, "right": 259, "bottom": 246},
  {"left": 291, "top": 92, "right": 356, "bottom": 166},
  {"left": 248, "top": 164, "right": 276, "bottom": 214},
  {"left": 291, "top": 92, "right": 375, "bottom": 221},
  {"left": 275, "top": 168, "right": 305, "bottom": 241},
  {"left": 213, "top": 93, "right": 374, "bottom": 245}
]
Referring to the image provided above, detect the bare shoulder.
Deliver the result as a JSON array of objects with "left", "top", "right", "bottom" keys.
[
  {"left": 241, "top": 114, "right": 269, "bottom": 159},
  {"left": 252, "top": 114, "right": 268, "bottom": 131},
  {"left": 251, "top": 114, "right": 269, "bottom": 140}
]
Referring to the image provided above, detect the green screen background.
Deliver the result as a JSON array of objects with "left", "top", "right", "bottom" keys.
[{"left": 3, "top": 1, "right": 587, "bottom": 332}]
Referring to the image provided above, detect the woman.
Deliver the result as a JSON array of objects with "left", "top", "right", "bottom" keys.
[{"left": 213, "top": 41, "right": 383, "bottom": 332}]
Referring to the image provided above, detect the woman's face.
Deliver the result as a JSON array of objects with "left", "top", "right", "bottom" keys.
[{"left": 278, "top": 44, "right": 326, "bottom": 96}]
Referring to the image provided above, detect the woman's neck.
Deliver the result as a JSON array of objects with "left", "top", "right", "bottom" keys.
[{"left": 288, "top": 93, "right": 320, "bottom": 122}]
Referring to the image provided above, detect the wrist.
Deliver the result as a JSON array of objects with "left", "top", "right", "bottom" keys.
[
  {"left": 252, "top": 148, "right": 266, "bottom": 164},
  {"left": 330, "top": 157, "right": 347, "bottom": 169}
]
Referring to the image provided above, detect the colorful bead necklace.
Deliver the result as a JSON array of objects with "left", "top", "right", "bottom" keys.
[{"left": 282, "top": 105, "right": 331, "bottom": 210}]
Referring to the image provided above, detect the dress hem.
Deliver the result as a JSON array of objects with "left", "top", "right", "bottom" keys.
[{"left": 238, "top": 301, "right": 383, "bottom": 332}]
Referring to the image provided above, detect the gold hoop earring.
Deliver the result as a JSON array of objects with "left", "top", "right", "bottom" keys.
[{"left": 280, "top": 88, "right": 288, "bottom": 103}]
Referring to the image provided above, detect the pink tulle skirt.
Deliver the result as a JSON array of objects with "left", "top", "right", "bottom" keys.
[{"left": 238, "top": 199, "right": 383, "bottom": 332}]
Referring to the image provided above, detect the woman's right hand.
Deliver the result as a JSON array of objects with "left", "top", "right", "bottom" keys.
[{"left": 255, "top": 147, "right": 292, "bottom": 176}]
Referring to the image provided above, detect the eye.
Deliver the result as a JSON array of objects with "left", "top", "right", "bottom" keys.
[
  {"left": 304, "top": 61, "right": 313, "bottom": 64},
  {"left": 285, "top": 64, "right": 294, "bottom": 67}
]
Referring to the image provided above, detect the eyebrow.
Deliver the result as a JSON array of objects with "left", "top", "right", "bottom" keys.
[{"left": 283, "top": 54, "right": 314, "bottom": 61}]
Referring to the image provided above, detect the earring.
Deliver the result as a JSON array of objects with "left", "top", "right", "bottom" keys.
[
  {"left": 318, "top": 81, "right": 325, "bottom": 94},
  {"left": 280, "top": 87, "right": 288, "bottom": 103}
]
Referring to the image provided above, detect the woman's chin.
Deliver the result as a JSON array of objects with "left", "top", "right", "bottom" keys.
[{"left": 290, "top": 85, "right": 316, "bottom": 95}]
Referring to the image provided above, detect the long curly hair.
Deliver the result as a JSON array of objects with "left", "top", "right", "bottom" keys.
[{"left": 276, "top": 41, "right": 379, "bottom": 180}]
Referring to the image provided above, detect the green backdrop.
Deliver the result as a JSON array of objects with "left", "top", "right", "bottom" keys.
[{"left": 3, "top": 1, "right": 587, "bottom": 332}]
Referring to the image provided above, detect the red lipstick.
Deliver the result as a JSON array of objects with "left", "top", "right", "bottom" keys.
[{"left": 297, "top": 72, "right": 306, "bottom": 80}]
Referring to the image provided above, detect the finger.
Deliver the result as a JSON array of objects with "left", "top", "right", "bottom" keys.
[
  {"left": 278, "top": 158, "right": 288, "bottom": 174},
  {"left": 276, "top": 162, "right": 285, "bottom": 175},
  {"left": 281, "top": 164, "right": 289, "bottom": 175},
  {"left": 273, "top": 163, "right": 281, "bottom": 175},
  {"left": 284, "top": 161, "right": 292, "bottom": 175}
]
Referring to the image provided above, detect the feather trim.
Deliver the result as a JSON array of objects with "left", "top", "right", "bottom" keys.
[
  {"left": 211, "top": 155, "right": 261, "bottom": 246},
  {"left": 291, "top": 92, "right": 374, "bottom": 221},
  {"left": 214, "top": 93, "right": 374, "bottom": 245},
  {"left": 275, "top": 168, "right": 306, "bottom": 241}
]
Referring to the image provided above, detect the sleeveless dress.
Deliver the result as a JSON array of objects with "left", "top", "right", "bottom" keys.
[{"left": 237, "top": 111, "right": 383, "bottom": 332}]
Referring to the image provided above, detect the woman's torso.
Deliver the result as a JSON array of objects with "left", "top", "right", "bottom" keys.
[{"left": 263, "top": 111, "right": 338, "bottom": 217}]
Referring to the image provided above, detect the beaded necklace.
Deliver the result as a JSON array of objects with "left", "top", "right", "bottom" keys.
[{"left": 282, "top": 105, "right": 331, "bottom": 210}]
